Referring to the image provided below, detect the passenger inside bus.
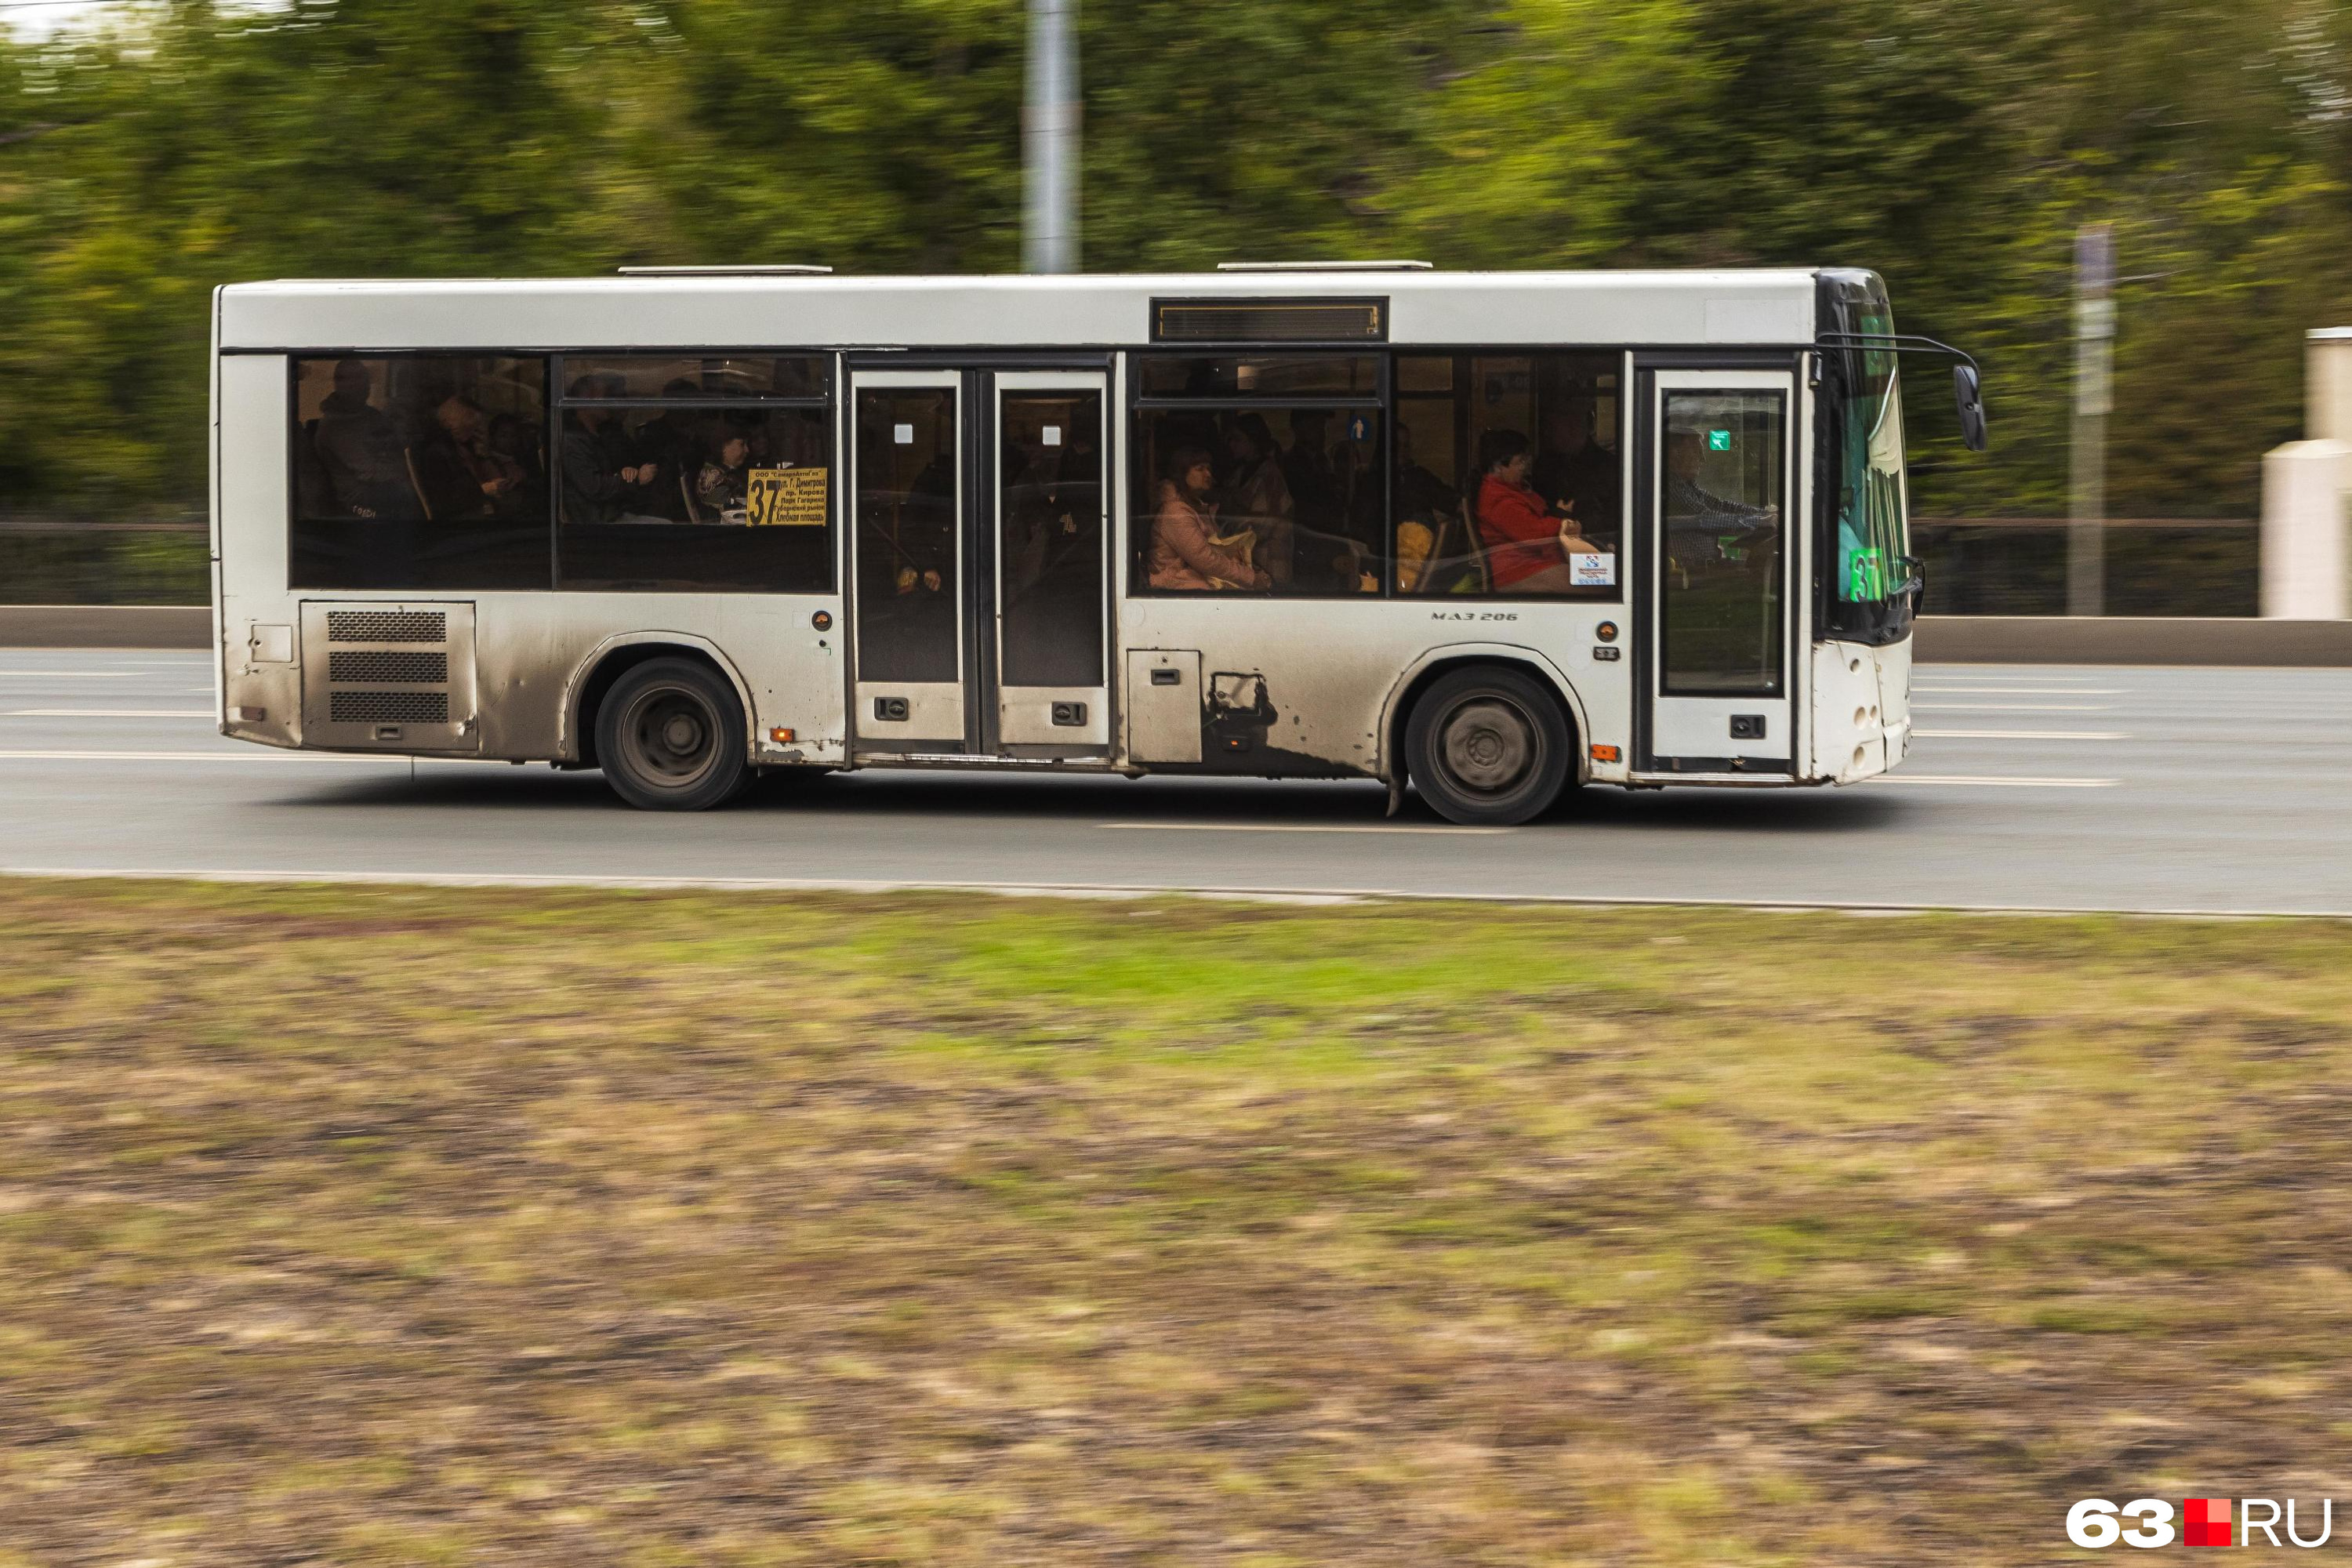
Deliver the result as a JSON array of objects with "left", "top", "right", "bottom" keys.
[
  {"left": 1392, "top": 423, "right": 1459, "bottom": 592},
  {"left": 630, "top": 380, "right": 706, "bottom": 521},
  {"left": 1474, "top": 428, "right": 1599, "bottom": 594},
  {"left": 695, "top": 428, "right": 756, "bottom": 518},
  {"left": 413, "top": 394, "right": 528, "bottom": 521},
  {"left": 1221, "top": 414, "right": 1294, "bottom": 587},
  {"left": 561, "top": 377, "right": 666, "bottom": 524},
  {"left": 1532, "top": 402, "right": 1619, "bottom": 551},
  {"left": 1280, "top": 410, "right": 1340, "bottom": 554},
  {"left": 314, "top": 357, "right": 412, "bottom": 519},
  {"left": 1148, "top": 447, "right": 1269, "bottom": 590}
]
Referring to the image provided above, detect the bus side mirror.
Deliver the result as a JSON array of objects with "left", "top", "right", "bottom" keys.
[{"left": 1954, "top": 363, "right": 1988, "bottom": 452}]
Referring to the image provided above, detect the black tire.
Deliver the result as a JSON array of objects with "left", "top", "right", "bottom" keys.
[
  {"left": 595, "top": 657, "right": 750, "bottom": 811},
  {"left": 1405, "top": 666, "right": 1573, "bottom": 826}
]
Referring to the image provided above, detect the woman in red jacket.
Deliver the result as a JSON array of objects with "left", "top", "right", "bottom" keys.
[{"left": 1475, "top": 428, "right": 1590, "bottom": 593}]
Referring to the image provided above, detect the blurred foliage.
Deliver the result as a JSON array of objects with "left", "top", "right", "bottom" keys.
[{"left": 2, "top": 0, "right": 2349, "bottom": 518}]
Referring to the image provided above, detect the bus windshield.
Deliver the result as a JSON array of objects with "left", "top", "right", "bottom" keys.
[
  {"left": 1838, "top": 353, "right": 1906, "bottom": 604},
  {"left": 1819, "top": 270, "right": 1913, "bottom": 640}
]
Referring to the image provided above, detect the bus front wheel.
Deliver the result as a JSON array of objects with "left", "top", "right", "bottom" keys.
[
  {"left": 1406, "top": 667, "right": 1571, "bottom": 826},
  {"left": 597, "top": 658, "right": 750, "bottom": 811}
]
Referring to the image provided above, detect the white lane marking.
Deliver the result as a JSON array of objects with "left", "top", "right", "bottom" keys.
[
  {"left": 1911, "top": 702, "right": 2113, "bottom": 713},
  {"left": 1914, "top": 729, "right": 2128, "bottom": 741},
  {"left": 1911, "top": 685, "right": 2124, "bottom": 695},
  {"left": 3, "top": 709, "right": 216, "bottom": 718},
  {"left": 1864, "top": 774, "right": 2118, "bottom": 788},
  {"left": 1102, "top": 822, "right": 1512, "bottom": 836},
  {"left": 0, "top": 670, "right": 137, "bottom": 678}
]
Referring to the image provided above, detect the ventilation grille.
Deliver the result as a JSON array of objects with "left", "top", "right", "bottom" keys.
[
  {"left": 329, "top": 650, "right": 448, "bottom": 684},
  {"left": 331, "top": 690, "right": 450, "bottom": 724},
  {"left": 1153, "top": 299, "right": 1385, "bottom": 343},
  {"left": 328, "top": 610, "right": 447, "bottom": 644}
]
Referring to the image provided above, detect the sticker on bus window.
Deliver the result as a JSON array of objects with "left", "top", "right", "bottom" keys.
[
  {"left": 1042, "top": 425, "right": 1062, "bottom": 446},
  {"left": 1708, "top": 429, "right": 1732, "bottom": 452},
  {"left": 746, "top": 466, "right": 828, "bottom": 527},
  {"left": 1570, "top": 552, "right": 1617, "bottom": 588},
  {"left": 893, "top": 423, "right": 914, "bottom": 445}
]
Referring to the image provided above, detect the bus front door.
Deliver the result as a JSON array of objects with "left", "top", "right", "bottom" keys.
[
  {"left": 848, "top": 368, "right": 1109, "bottom": 758},
  {"left": 1638, "top": 368, "right": 1798, "bottom": 776}
]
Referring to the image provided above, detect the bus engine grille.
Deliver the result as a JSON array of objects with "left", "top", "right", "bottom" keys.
[
  {"left": 328, "top": 650, "right": 448, "bottom": 684},
  {"left": 330, "top": 690, "right": 451, "bottom": 724},
  {"left": 328, "top": 609, "right": 447, "bottom": 644},
  {"left": 300, "top": 601, "right": 477, "bottom": 751}
]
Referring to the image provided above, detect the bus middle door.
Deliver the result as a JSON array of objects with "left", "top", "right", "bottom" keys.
[{"left": 848, "top": 366, "right": 1110, "bottom": 760}]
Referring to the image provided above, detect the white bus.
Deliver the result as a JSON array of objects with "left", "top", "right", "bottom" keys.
[{"left": 209, "top": 264, "right": 1980, "bottom": 823}]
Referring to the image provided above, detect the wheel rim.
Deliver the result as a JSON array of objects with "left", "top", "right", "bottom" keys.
[
  {"left": 621, "top": 685, "right": 720, "bottom": 789},
  {"left": 1439, "top": 696, "right": 1539, "bottom": 796}
]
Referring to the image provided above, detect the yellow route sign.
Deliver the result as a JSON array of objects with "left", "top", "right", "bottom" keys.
[{"left": 746, "top": 466, "right": 827, "bottom": 527}]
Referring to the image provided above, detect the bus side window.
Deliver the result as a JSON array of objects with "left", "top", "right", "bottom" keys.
[
  {"left": 289, "top": 353, "right": 552, "bottom": 592},
  {"left": 553, "top": 354, "right": 835, "bottom": 595},
  {"left": 1395, "top": 351, "right": 1623, "bottom": 600},
  {"left": 1132, "top": 354, "right": 1387, "bottom": 597}
]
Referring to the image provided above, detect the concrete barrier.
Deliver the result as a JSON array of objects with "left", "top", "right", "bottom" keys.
[
  {"left": 0, "top": 605, "right": 212, "bottom": 649},
  {"left": 1918, "top": 615, "right": 2352, "bottom": 666},
  {"left": 5, "top": 604, "right": 2347, "bottom": 666}
]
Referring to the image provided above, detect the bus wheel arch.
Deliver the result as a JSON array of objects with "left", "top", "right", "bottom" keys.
[
  {"left": 1385, "top": 652, "right": 1586, "bottom": 825},
  {"left": 568, "top": 636, "right": 756, "bottom": 774}
]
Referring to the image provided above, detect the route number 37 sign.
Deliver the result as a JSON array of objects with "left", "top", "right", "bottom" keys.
[{"left": 746, "top": 466, "right": 828, "bottom": 527}]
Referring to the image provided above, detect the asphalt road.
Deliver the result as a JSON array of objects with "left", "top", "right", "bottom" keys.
[{"left": 2, "top": 648, "right": 2347, "bottom": 914}]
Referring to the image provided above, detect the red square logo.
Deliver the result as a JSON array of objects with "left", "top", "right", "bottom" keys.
[{"left": 2184, "top": 1497, "right": 2231, "bottom": 1548}]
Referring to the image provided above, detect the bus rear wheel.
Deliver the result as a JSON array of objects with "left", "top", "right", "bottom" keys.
[
  {"left": 597, "top": 658, "right": 750, "bottom": 811},
  {"left": 1406, "top": 667, "right": 1572, "bottom": 826}
]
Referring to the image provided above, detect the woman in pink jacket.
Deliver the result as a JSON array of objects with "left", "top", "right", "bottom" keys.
[{"left": 1147, "top": 448, "right": 1272, "bottom": 590}]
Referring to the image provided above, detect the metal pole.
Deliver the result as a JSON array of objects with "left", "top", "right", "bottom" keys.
[
  {"left": 2069, "top": 223, "right": 2113, "bottom": 616},
  {"left": 1022, "top": 0, "right": 1078, "bottom": 274}
]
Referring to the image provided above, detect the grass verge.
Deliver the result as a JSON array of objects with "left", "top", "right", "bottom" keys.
[{"left": 3, "top": 880, "right": 2349, "bottom": 1565}]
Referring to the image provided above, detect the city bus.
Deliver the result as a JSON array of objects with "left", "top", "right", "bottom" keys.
[{"left": 209, "top": 263, "right": 1980, "bottom": 824}]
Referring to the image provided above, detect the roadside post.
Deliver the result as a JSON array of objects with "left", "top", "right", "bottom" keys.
[
  {"left": 1022, "top": 0, "right": 1079, "bottom": 275},
  {"left": 2068, "top": 224, "right": 2113, "bottom": 618},
  {"left": 2259, "top": 328, "right": 2352, "bottom": 619}
]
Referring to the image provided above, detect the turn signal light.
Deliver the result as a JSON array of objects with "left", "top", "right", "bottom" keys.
[
  {"left": 1590, "top": 744, "right": 1621, "bottom": 763},
  {"left": 768, "top": 727, "right": 795, "bottom": 743}
]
